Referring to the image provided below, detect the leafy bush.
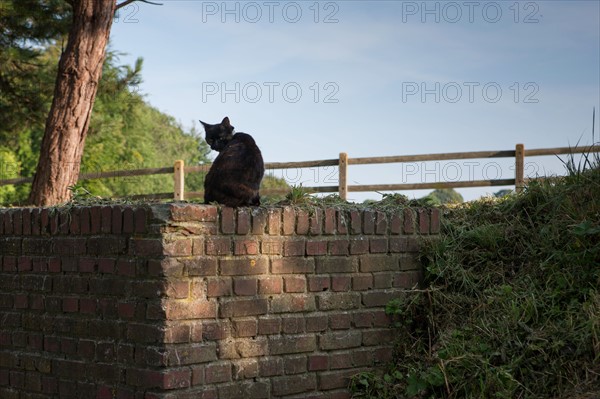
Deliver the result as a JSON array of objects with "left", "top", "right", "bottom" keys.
[{"left": 352, "top": 156, "right": 600, "bottom": 398}]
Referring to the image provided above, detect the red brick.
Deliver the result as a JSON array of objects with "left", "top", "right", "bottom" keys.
[
  {"left": 316, "top": 292, "right": 360, "bottom": 311},
  {"left": 234, "top": 239, "right": 259, "bottom": 255},
  {"left": 373, "top": 272, "right": 394, "bottom": 288},
  {"left": 324, "top": 208, "right": 336, "bottom": 234},
  {"left": 319, "top": 330, "right": 362, "bottom": 350},
  {"left": 122, "top": 207, "right": 134, "bottom": 234},
  {"left": 271, "top": 294, "right": 316, "bottom": 313},
  {"left": 418, "top": 208, "right": 430, "bottom": 234},
  {"left": 205, "top": 362, "right": 232, "bottom": 384},
  {"left": 430, "top": 208, "right": 441, "bottom": 234},
  {"left": 258, "top": 357, "right": 283, "bottom": 377},
  {"left": 62, "top": 298, "right": 78, "bottom": 313},
  {"left": 163, "top": 239, "right": 192, "bottom": 256},
  {"left": 232, "top": 360, "right": 260, "bottom": 380},
  {"left": 79, "top": 298, "right": 97, "bottom": 314},
  {"left": 52, "top": 237, "right": 87, "bottom": 255},
  {"left": 186, "top": 257, "right": 218, "bottom": 276},
  {"left": 308, "top": 354, "right": 328, "bottom": 371},
  {"left": 282, "top": 315, "right": 305, "bottom": 334},
  {"left": 308, "top": 275, "right": 330, "bottom": 292},
  {"left": 21, "top": 209, "right": 31, "bottom": 235},
  {"left": 127, "top": 368, "right": 191, "bottom": 389},
  {"left": 232, "top": 319, "right": 258, "bottom": 337},
  {"left": 352, "top": 275, "right": 373, "bottom": 291},
  {"left": 192, "top": 238, "right": 204, "bottom": 256},
  {"left": 283, "top": 239, "right": 305, "bottom": 257},
  {"left": 403, "top": 208, "right": 415, "bottom": 233},
  {"left": 98, "top": 258, "right": 115, "bottom": 274},
  {"left": 110, "top": 206, "right": 122, "bottom": 234},
  {"left": 296, "top": 209, "right": 309, "bottom": 234},
  {"left": 40, "top": 208, "right": 50, "bottom": 235},
  {"left": 329, "top": 312, "right": 352, "bottom": 329},
  {"left": 258, "top": 276, "right": 282, "bottom": 294},
  {"left": 328, "top": 239, "right": 349, "bottom": 256},
  {"left": 267, "top": 208, "right": 281, "bottom": 235},
  {"left": 284, "top": 355, "right": 307, "bottom": 374},
  {"left": 31, "top": 208, "right": 41, "bottom": 235},
  {"left": 316, "top": 257, "right": 356, "bottom": 273},
  {"left": 362, "top": 210, "right": 375, "bottom": 234},
  {"left": 261, "top": 238, "right": 283, "bottom": 255},
  {"left": 233, "top": 278, "right": 258, "bottom": 296},
  {"left": 205, "top": 237, "right": 231, "bottom": 255},
  {"left": 13, "top": 210, "right": 23, "bottom": 235},
  {"left": 390, "top": 211, "right": 402, "bottom": 234},
  {"left": 3, "top": 210, "right": 13, "bottom": 234},
  {"left": 273, "top": 257, "right": 315, "bottom": 274},
  {"left": 100, "top": 206, "right": 112, "bottom": 233},
  {"left": 271, "top": 373, "right": 316, "bottom": 396},
  {"left": 269, "top": 334, "right": 316, "bottom": 355},
  {"left": 170, "top": 204, "right": 217, "bottom": 222},
  {"left": 258, "top": 316, "right": 281, "bottom": 335},
  {"left": 359, "top": 254, "right": 399, "bottom": 272},
  {"left": 14, "top": 294, "right": 28, "bottom": 309},
  {"left": 220, "top": 298, "right": 268, "bottom": 317},
  {"left": 251, "top": 208, "right": 267, "bottom": 234},
  {"left": 202, "top": 320, "right": 231, "bottom": 341},
  {"left": 375, "top": 211, "right": 387, "bottom": 234},
  {"left": 221, "top": 207, "right": 235, "bottom": 234},
  {"left": 330, "top": 352, "right": 353, "bottom": 369},
  {"left": 17, "top": 256, "right": 32, "bottom": 271},
  {"left": 117, "top": 259, "right": 136, "bottom": 277},
  {"left": 304, "top": 240, "right": 324, "bottom": 257},
  {"left": 134, "top": 207, "right": 147, "bottom": 233},
  {"left": 331, "top": 275, "right": 351, "bottom": 292},
  {"left": 236, "top": 208, "right": 251, "bottom": 234},
  {"left": 284, "top": 276, "right": 306, "bottom": 293},
  {"left": 309, "top": 208, "right": 323, "bottom": 235},
  {"left": 369, "top": 238, "right": 388, "bottom": 253},
  {"left": 168, "top": 280, "right": 191, "bottom": 299},
  {"left": 337, "top": 209, "right": 349, "bottom": 234},
  {"left": 350, "top": 238, "right": 369, "bottom": 255},
  {"left": 220, "top": 257, "right": 268, "bottom": 276},
  {"left": 89, "top": 206, "right": 102, "bottom": 234},
  {"left": 282, "top": 207, "right": 295, "bottom": 235}
]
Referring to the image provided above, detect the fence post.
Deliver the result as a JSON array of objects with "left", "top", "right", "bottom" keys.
[
  {"left": 174, "top": 160, "right": 185, "bottom": 200},
  {"left": 338, "top": 152, "right": 348, "bottom": 200},
  {"left": 515, "top": 144, "right": 525, "bottom": 193}
]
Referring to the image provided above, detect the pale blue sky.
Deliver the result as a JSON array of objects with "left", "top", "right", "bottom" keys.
[{"left": 110, "top": 0, "right": 600, "bottom": 201}]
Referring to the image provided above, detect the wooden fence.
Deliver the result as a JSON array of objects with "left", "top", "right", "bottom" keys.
[{"left": 1, "top": 144, "right": 598, "bottom": 201}]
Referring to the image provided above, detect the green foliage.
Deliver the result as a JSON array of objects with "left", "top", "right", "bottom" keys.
[
  {"left": 351, "top": 159, "right": 600, "bottom": 398},
  {"left": 0, "top": 40, "right": 213, "bottom": 204},
  {"left": 424, "top": 188, "right": 464, "bottom": 205}
]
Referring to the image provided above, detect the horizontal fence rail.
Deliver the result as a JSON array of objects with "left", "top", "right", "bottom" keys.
[{"left": 1, "top": 144, "right": 598, "bottom": 201}]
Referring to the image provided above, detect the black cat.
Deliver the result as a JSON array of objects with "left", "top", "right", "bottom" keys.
[{"left": 200, "top": 117, "right": 264, "bottom": 207}]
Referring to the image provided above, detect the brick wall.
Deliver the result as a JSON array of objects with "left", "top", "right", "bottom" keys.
[{"left": 0, "top": 203, "right": 440, "bottom": 399}]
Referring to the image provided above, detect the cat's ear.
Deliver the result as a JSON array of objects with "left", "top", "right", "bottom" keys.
[
  {"left": 221, "top": 117, "right": 231, "bottom": 128},
  {"left": 199, "top": 120, "right": 209, "bottom": 130}
]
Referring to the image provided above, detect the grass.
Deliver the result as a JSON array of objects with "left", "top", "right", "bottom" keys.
[{"left": 351, "top": 149, "right": 600, "bottom": 398}]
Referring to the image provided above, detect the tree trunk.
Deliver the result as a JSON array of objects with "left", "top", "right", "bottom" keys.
[{"left": 28, "top": 0, "right": 116, "bottom": 206}]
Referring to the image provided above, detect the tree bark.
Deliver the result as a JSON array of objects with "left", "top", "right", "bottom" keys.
[{"left": 28, "top": 0, "right": 117, "bottom": 206}]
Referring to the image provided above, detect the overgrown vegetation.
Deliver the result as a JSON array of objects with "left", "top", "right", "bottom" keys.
[{"left": 351, "top": 152, "right": 600, "bottom": 398}]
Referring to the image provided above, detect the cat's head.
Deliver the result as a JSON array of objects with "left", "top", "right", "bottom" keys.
[{"left": 199, "top": 117, "right": 235, "bottom": 152}]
